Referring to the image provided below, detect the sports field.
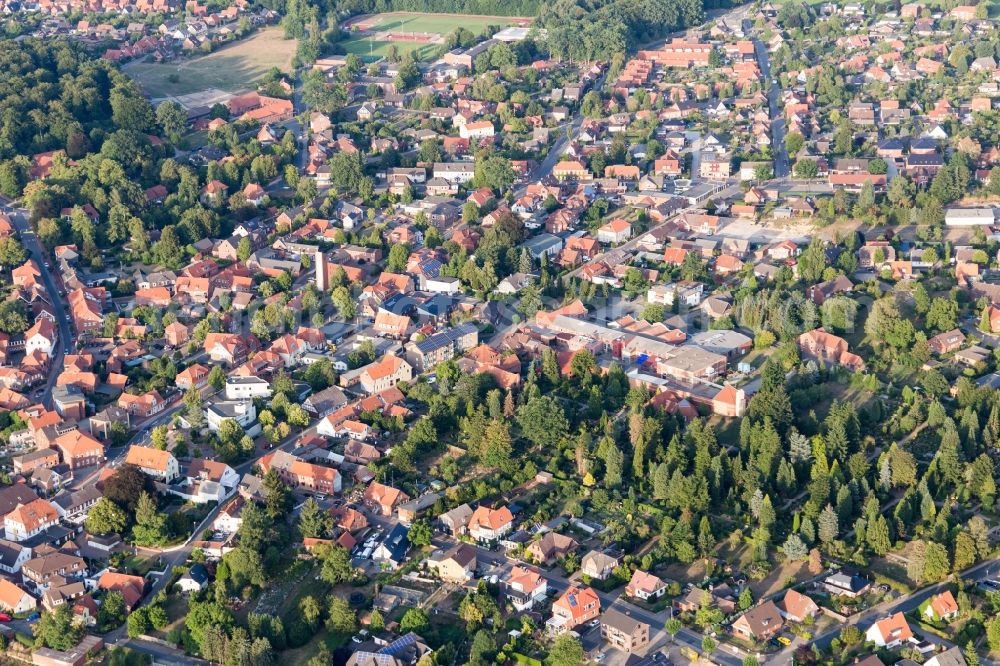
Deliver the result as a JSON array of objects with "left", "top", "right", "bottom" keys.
[
  {"left": 123, "top": 27, "right": 297, "bottom": 101},
  {"left": 341, "top": 12, "right": 532, "bottom": 61}
]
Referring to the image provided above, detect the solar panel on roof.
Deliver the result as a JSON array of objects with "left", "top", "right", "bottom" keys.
[{"left": 380, "top": 633, "right": 417, "bottom": 655}]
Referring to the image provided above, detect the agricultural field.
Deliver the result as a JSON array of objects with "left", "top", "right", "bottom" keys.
[
  {"left": 123, "top": 27, "right": 297, "bottom": 103},
  {"left": 341, "top": 11, "right": 531, "bottom": 61}
]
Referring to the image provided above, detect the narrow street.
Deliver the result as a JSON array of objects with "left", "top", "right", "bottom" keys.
[
  {"left": 754, "top": 39, "right": 789, "bottom": 178},
  {"left": 1, "top": 203, "right": 73, "bottom": 407}
]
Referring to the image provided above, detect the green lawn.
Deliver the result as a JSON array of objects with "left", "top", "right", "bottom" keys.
[
  {"left": 122, "top": 554, "right": 161, "bottom": 576},
  {"left": 124, "top": 27, "right": 297, "bottom": 98},
  {"left": 353, "top": 12, "right": 524, "bottom": 34},
  {"left": 342, "top": 12, "right": 527, "bottom": 62},
  {"left": 285, "top": 629, "right": 351, "bottom": 666},
  {"left": 340, "top": 37, "right": 443, "bottom": 62}
]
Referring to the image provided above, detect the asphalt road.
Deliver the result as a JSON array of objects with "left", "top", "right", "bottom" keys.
[
  {"left": 520, "top": 68, "right": 609, "bottom": 188},
  {"left": 3, "top": 204, "right": 73, "bottom": 407},
  {"left": 754, "top": 39, "right": 790, "bottom": 179}
]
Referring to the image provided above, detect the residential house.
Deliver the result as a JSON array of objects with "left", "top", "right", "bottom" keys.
[
  {"left": 439, "top": 503, "right": 474, "bottom": 535},
  {"left": 404, "top": 323, "right": 478, "bottom": 371},
  {"left": 25, "top": 319, "right": 56, "bottom": 356},
  {"left": 117, "top": 390, "right": 166, "bottom": 418},
  {"left": 363, "top": 482, "right": 410, "bottom": 517},
  {"left": 807, "top": 275, "right": 853, "bottom": 305},
  {"left": 597, "top": 219, "right": 632, "bottom": 244},
  {"left": 0, "top": 539, "right": 31, "bottom": 574},
  {"left": 4, "top": 499, "right": 59, "bottom": 542},
  {"left": 777, "top": 589, "right": 819, "bottom": 623},
  {"left": 51, "top": 430, "right": 104, "bottom": 470},
  {"left": 626, "top": 570, "right": 668, "bottom": 601},
  {"left": 506, "top": 566, "right": 547, "bottom": 611},
  {"left": 467, "top": 505, "right": 514, "bottom": 543},
  {"left": 601, "top": 608, "right": 650, "bottom": 653},
  {"left": 548, "top": 586, "right": 600, "bottom": 634},
  {"left": 426, "top": 544, "right": 477, "bottom": 583},
  {"left": 731, "top": 600, "right": 784, "bottom": 642},
  {"left": 924, "top": 591, "right": 959, "bottom": 622},
  {"left": 798, "top": 328, "right": 866, "bottom": 371},
  {"left": 340, "top": 355, "right": 414, "bottom": 394},
  {"left": 22, "top": 552, "right": 86, "bottom": 591},
  {"left": 0, "top": 579, "right": 36, "bottom": 614},
  {"left": 822, "top": 571, "right": 871, "bottom": 598},
  {"left": 225, "top": 376, "right": 272, "bottom": 400},
  {"left": 396, "top": 492, "right": 440, "bottom": 524},
  {"left": 928, "top": 329, "right": 966, "bottom": 355},
  {"left": 866, "top": 612, "right": 913, "bottom": 648},
  {"left": 676, "top": 585, "right": 738, "bottom": 614},
  {"left": 373, "top": 523, "right": 410, "bottom": 569},
  {"left": 926, "top": 648, "right": 968, "bottom": 666},
  {"left": 526, "top": 532, "right": 578, "bottom": 565},
  {"left": 580, "top": 550, "right": 619, "bottom": 581},
  {"left": 97, "top": 572, "right": 145, "bottom": 610},
  {"left": 176, "top": 364, "right": 209, "bottom": 390},
  {"left": 124, "top": 445, "right": 179, "bottom": 483},
  {"left": 177, "top": 564, "right": 210, "bottom": 594}
]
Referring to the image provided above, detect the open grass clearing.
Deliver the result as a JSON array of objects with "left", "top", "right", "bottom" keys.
[{"left": 124, "top": 27, "right": 296, "bottom": 100}]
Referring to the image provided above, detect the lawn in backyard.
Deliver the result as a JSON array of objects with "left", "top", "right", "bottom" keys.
[{"left": 123, "top": 27, "right": 297, "bottom": 99}]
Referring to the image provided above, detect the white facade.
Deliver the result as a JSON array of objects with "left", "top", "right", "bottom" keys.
[
  {"left": 509, "top": 578, "right": 547, "bottom": 611},
  {"left": 0, "top": 542, "right": 31, "bottom": 574},
  {"left": 433, "top": 164, "right": 476, "bottom": 183},
  {"left": 459, "top": 122, "right": 495, "bottom": 139},
  {"left": 225, "top": 377, "right": 272, "bottom": 400},
  {"left": 4, "top": 515, "right": 57, "bottom": 543},
  {"left": 647, "top": 282, "right": 703, "bottom": 306},
  {"left": 422, "top": 277, "right": 461, "bottom": 294},
  {"left": 945, "top": 207, "right": 996, "bottom": 226},
  {"left": 25, "top": 332, "right": 54, "bottom": 356},
  {"left": 206, "top": 400, "right": 257, "bottom": 434}
]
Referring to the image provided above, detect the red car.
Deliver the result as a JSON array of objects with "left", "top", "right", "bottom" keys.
[{"left": 0, "top": 614, "right": 12, "bottom": 622}]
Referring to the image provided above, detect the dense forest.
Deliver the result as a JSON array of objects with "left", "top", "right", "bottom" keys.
[
  {"left": 0, "top": 40, "right": 119, "bottom": 162},
  {"left": 0, "top": 39, "right": 300, "bottom": 274},
  {"left": 540, "top": 0, "right": 705, "bottom": 60}
]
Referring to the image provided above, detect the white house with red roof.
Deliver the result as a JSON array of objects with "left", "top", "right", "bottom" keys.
[
  {"left": 467, "top": 506, "right": 515, "bottom": 543},
  {"left": 597, "top": 218, "right": 633, "bottom": 245},
  {"left": 506, "top": 566, "right": 547, "bottom": 611},
  {"left": 25, "top": 319, "right": 56, "bottom": 356},
  {"left": 866, "top": 612, "right": 914, "bottom": 648}
]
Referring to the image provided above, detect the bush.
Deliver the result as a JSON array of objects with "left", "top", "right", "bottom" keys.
[
  {"left": 754, "top": 331, "right": 776, "bottom": 349},
  {"left": 285, "top": 617, "right": 312, "bottom": 648}
]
